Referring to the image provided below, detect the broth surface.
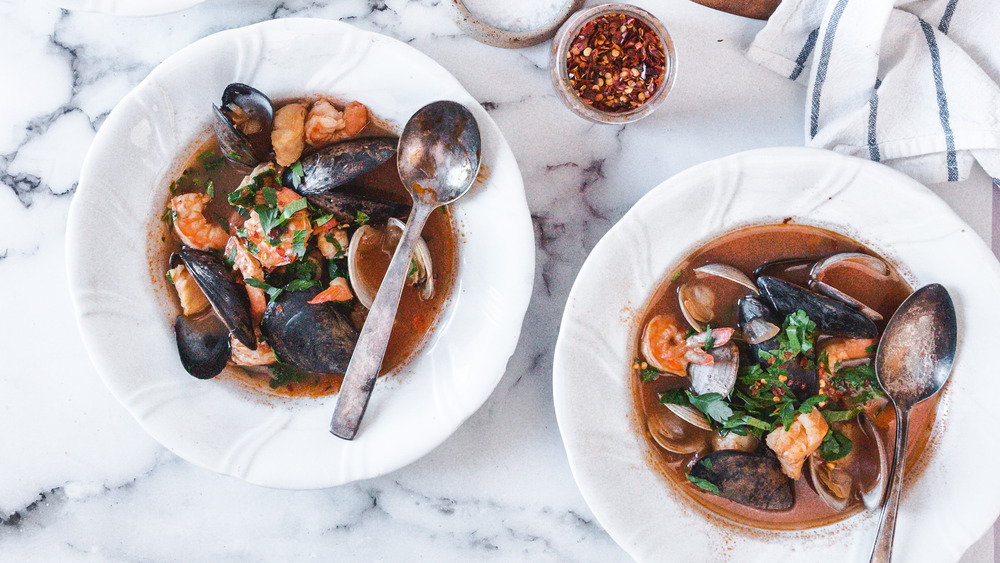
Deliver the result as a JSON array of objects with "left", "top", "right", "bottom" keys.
[{"left": 633, "top": 223, "right": 937, "bottom": 530}]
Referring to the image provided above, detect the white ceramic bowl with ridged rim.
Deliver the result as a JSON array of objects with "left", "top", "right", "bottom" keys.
[
  {"left": 553, "top": 147, "right": 1000, "bottom": 562},
  {"left": 67, "top": 18, "right": 534, "bottom": 489},
  {"left": 48, "top": 0, "right": 207, "bottom": 15}
]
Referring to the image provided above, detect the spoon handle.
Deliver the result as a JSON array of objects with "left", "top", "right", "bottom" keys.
[
  {"left": 869, "top": 406, "right": 910, "bottom": 563},
  {"left": 330, "top": 202, "right": 436, "bottom": 440}
]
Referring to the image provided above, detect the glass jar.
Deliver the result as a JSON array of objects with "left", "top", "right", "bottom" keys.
[{"left": 550, "top": 3, "right": 676, "bottom": 123}]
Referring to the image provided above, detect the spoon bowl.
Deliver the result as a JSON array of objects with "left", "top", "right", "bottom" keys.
[
  {"left": 330, "top": 101, "right": 482, "bottom": 440},
  {"left": 869, "top": 283, "right": 957, "bottom": 562}
]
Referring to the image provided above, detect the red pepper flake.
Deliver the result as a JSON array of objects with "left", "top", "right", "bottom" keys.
[{"left": 565, "top": 13, "right": 666, "bottom": 113}]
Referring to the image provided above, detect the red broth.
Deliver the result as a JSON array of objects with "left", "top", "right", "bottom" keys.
[{"left": 632, "top": 223, "right": 937, "bottom": 530}]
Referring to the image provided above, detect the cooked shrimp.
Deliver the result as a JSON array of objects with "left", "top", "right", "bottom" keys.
[
  {"left": 765, "top": 408, "right": 829, "bottom": 479},
  {"left": 305, "top": 100, "right": 368, "bottom": 146},
  {"left": 641, "top": 315, "right": 715, "bottom": 376},
  {"left": 170, "top": 193, "right": 229, "bottom": 250},
  {"left": 314, "top": 218, "right": 349, "bottom": 259},
  {"left": 230, "top": 335, "right": 276, "bottom": 366},
  {"left": 820, "top": 337, "right": 877, "bottom": 372},
  {"left": 243, "top": 187, "right": 313, "bottom": 269},
  {"left": 226, "top": 237, "right": 267, "bottom": 322},
  {"left": 271, "top": 103, "right": 306, "bottom": 166},
  {"left": 167, "top": 263, "right": 209, "bottom": 316},
  {"left": 308, "top": 277, "right": 353, "bottom": 304}
]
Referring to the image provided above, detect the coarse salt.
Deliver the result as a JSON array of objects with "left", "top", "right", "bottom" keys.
[{"left": 462, "top": 0, "right": 569, "bottom": 32}]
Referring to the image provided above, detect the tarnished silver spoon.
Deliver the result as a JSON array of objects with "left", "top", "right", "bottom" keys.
[
  {"left": 329, "top": 100, "right": 482, "bottom": 440},
  {"left": 869, "top": 283, "right": 957, "bottom": 562}
]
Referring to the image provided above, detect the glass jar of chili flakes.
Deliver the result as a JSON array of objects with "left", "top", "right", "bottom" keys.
[{"left": 550, "top": 4, "right": 676, "bottom": 123}]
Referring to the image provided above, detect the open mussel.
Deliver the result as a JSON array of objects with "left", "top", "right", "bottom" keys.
[
  {"left": 348, "top": 217, "right": 434, "bottom": 309},
  {"left": 260, "top": 287, "right": 359, "bottom": 374},
  {"left": 757, "top": 276, "right": 877, "bottom": 338},
  {"left": 212, "top": 83, "right": 274, "bottom": 168},
  {"left": 285, "top": 137, "right": 397, "bottom": 196},
  {"left": 172, "top": 247, "right": 256, "bottom": 379},
  {"left": 688, "top": 450, "right": 794, "bottom": 511}
]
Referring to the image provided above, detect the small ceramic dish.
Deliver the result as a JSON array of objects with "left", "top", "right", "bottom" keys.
[
  {"left": 67, "top": 18, "right": 535, "bottom": 489},
  {"left": 448, "top": 0, "right": 585, "bottom": 49},
  {"left": 553, "top": 147, "right": 1000, "bottom": 561},
  {"left": 549, "top": 3, "right": 676, "bottom": 123}
]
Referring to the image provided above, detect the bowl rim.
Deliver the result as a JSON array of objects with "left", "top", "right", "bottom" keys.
[
  {"left": 66, "top": 17, "right": 535, "bottom": 489},
  {"left": 553, "top": 146, "right": 1000, "bottom": 561}
]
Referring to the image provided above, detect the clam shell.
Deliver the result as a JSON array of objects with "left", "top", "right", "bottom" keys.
[
  {"left": 647, "top": 408, "right": 710, "bottom": 455},
  {"left": 665, "top": 403, "right": 713, "bottom": 431},
  {"left": 688, "top": 343, "right": 738, "bottom": 397},
  {"left": 694, "top": 263, "right": 760, "bottom": 295}
]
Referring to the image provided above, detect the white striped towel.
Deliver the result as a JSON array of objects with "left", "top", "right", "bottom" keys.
[{"left": 746, "top": 0, "right": 1000, "bottom": 185}]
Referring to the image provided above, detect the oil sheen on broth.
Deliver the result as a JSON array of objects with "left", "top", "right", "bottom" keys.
[{"left": 632, "top": 224, "right": 938, "bottom": 530}]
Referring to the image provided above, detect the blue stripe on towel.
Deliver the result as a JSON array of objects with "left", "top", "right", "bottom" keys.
[
  {"left": 789, "top": 28, "right": 820, "bottom": 80},
  {"left": 868, "top": 79, "right": 882, "bottom": 162},
  {"left": 940, "top": 0, "right": 959, "bottom": 33},
  {"left": 920, "top": 19, "right": 959, "bottom": 181},
  {"left": 810, "top": 0, "right": 850, "bottom": 139}
]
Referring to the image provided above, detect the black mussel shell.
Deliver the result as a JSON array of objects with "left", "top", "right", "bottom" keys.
[
  {"left": 780, "top": 358, "right": 819, "bottom": 401},
  {"left": 174, "top": 314, "right": 230, "bottom": 379},
  {"left": 260, "top": 287, "right": 359, "bottom": 374},
  {"left": 738, "top": 294, "right": 818, "bottom": 401},
  {"left": 757, "top": 276, "right": 878, "bottom": 338},
  {"left": 177, "top": 247, "right": 256, "bottom": 350},
  {"left": 738, "top": 296, "right": 780, "bottom": 362},
  {"left": 688, "top": 450, "right": 794, "bottom": 511},
  {"left": 753, "top": 258, "right": 814, "bottom": 286},
  {"left": 304, "top": 191, "right": 409, "bottom": 225},
  {"left": 212, "top": 83, "right": 274, "bottom": 168},
  {"left": 286, "top": 137, "right": 397, "bottom": 195}
]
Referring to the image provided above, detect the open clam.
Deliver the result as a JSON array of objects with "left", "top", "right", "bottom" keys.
[
  {"left": 348, "top": 217, "right": 434, "bottom": 309},
  {"left": 648, "top": 406, "right": 712, "bottom": 455},
  {"left": 809, "top": 253, "right": 890, "bottom": 322},
  {"left": 688, "top": 342, "right": 739, "bottom": 397},
  {"left": 678, "top": 282, "right": 715, "bottom": 332},
  {"left": 808, "top": 414, "right": 888, "bottom": 510},
  {"left": 212, "top": 83, "right": 274, "bottom": 169}
]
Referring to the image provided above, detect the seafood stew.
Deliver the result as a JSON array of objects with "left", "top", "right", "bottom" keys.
[
  {"left": 162, "top": 83, "right": 457, "bottom": 396},
  {"left": 633, "top": 223, "right": 939, "bottom": 530}
]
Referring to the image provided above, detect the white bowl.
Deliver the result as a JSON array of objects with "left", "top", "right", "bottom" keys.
[
  {"left": 67, "top": 18, "right": 534, "bottom": 489},
  {"left": 553, "top": 147, "right": 1000, "bottom": 562}
]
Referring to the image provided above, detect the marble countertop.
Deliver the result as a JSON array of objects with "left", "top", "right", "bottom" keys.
[{"left": 1, "top": 0, "right": 997, "bottom": 560}]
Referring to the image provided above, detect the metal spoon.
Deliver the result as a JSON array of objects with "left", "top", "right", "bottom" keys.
[
  {"left": 869, "top": 283, "right": 957, "bottom": 562},
  {"left": 329, "top": 100, "right": 482, "bottom": 440}
]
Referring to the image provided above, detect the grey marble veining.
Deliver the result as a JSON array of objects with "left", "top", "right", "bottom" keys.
[{"left": 1, "top": 0, "right": 995, "bottom": 561}]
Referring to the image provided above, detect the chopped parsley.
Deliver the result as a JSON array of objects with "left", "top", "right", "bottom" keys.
[
  {"left": 355, "top": 210, "right": 370, "bottom": 226},
  {"left": 686, "top": 473, "right": 720, "bottom": 494},
  {"left": 197, "top": 150, "right": 225, "bottom": 172},
  {"left": 288, "top": 161, "right": 305, "bottom": 189},
  {"left": 268, "top": 364, "right": 303, "bottom": 389}
]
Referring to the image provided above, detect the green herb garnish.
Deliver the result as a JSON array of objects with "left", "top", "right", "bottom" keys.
[{"left": 686, "top": 473, "right": 720, "bottom": 494}]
